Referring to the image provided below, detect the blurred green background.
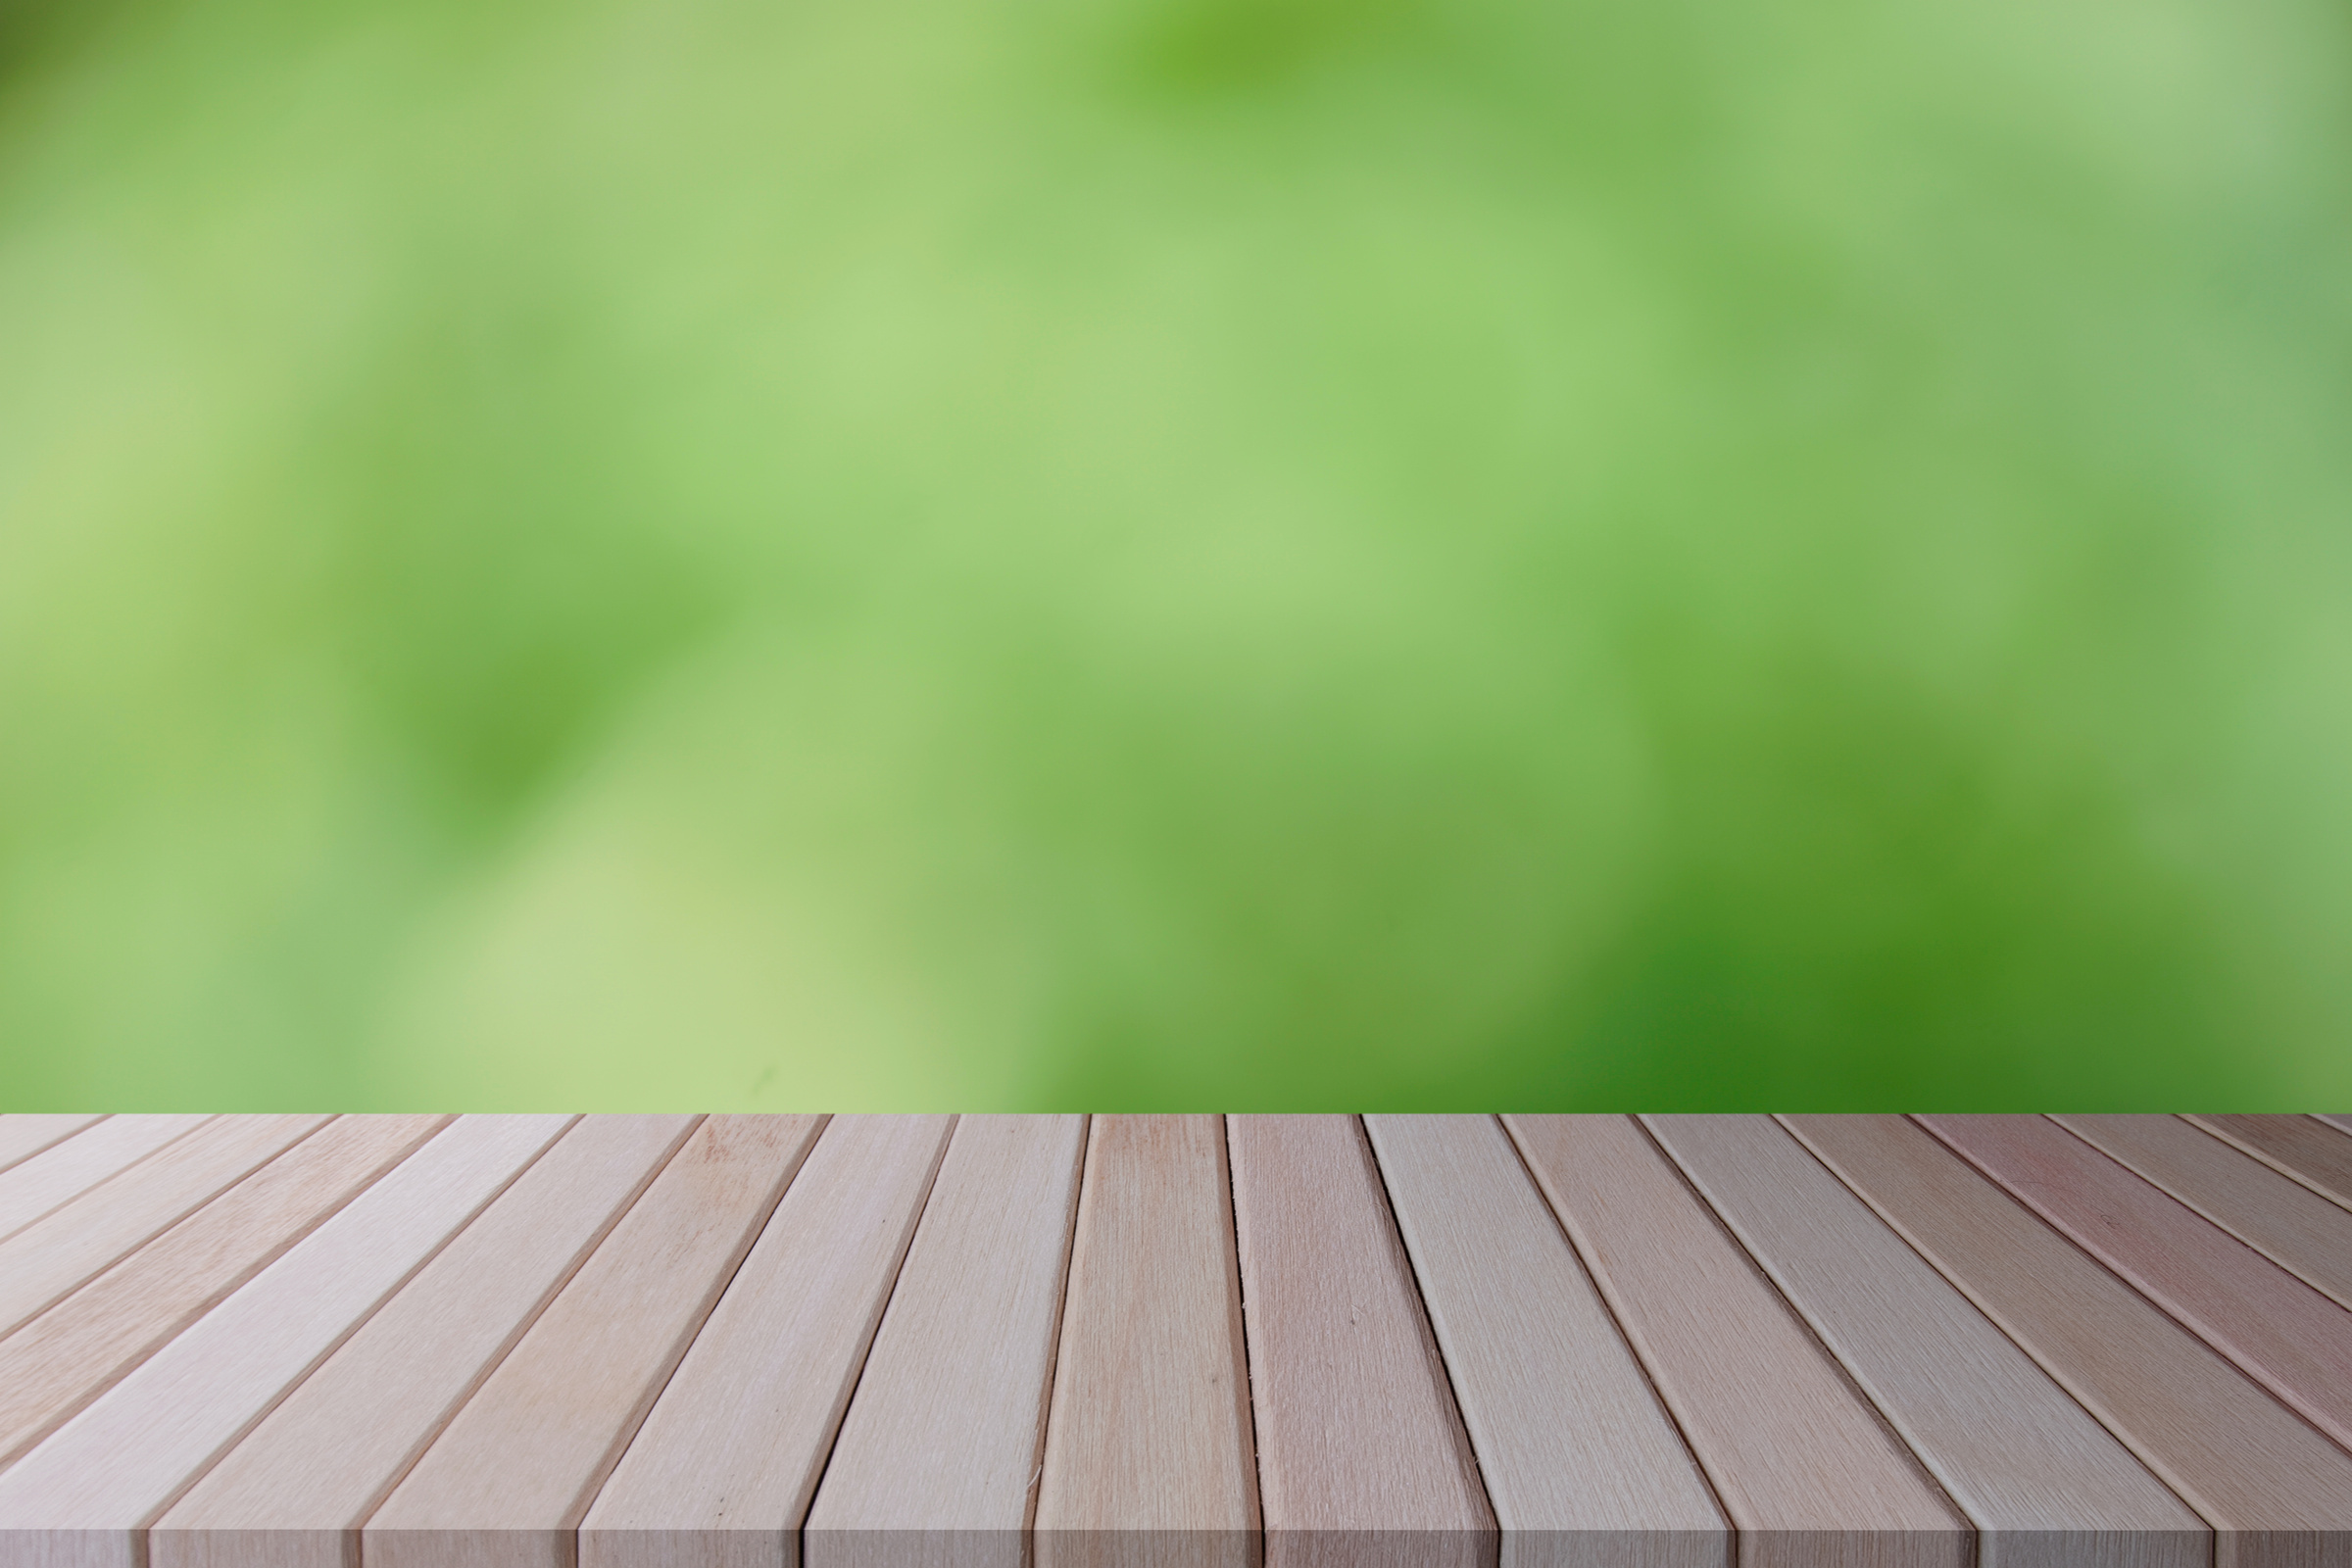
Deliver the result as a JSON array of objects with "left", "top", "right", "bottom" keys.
[{"left": 1, "top": 0, "right": 2346, "bottom": 1110}]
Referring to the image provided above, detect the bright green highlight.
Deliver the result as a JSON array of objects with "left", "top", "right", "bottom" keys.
[{"left": 1, "top": 0, "right": 2347, "bottom": 1108}]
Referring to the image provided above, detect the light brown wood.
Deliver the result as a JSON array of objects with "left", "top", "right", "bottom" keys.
[
  {"left": 578, "top": 1114, "right": 957, "bottom": 1568},
  {"left": 1924, "top": 1115, "right": 2352, "bottom": 1456},
  {"left": 0, "top": 1116, "right": 329, "bottom": 1342},
  {"left": 0, "top": 1116, "right": 214, "bottom": 1244},
  {"left": 1033, "top": 1116, "right": 1259, "bottom": 1568},
  {"left": 2187, "top": 1117, "right": 2352, "bottom": 1214},
  {"left": 804, "top": 1115, "right": 1088, "bottom": 1568},
  {"left": 2055, "top": 1115, "right": 2352, "bottom": 1312},
  {"left": 0, "top": 1115, "right": 449, "bottom": 1470},
  {"left": 1229, "top": 1115, "right": 1494, "bottom": 1568},
  {"left": 364, "top": 1114, "right": 827, "bottom": 1568},
  {"left": 0, "top": 1117, "right": 108, "bottom": 1177},
  {"left": 1785, "top": 1114, "right": 2352, "bottom": 1568},
  {"left": 1504, "top": 1115, "right": 1970, "bottom": 1568},
  {"left": 1645, "top": 1115, "right": 2202, "bottom": 1568},
  {"left": 0, "top": 1115, "right": 572, "bottom": 1568},
  {"left": 1363, "top": 1115, "right": 1727, "bottom": 1568},
  {"left": 153, "top": 1115, "right": 704, "bottom": 1568},
  {"left": 2316, "top": 1116, "right": 2352, "bottom": 1139}
]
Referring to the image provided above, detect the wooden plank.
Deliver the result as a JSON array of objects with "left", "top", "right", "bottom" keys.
[
  {"left": 1784, "top": 1115, "right": 2352, "bottom": 1568},
  {"left": 1228, "top": 1114, "right": 1494, "bottom": 1568},
  {"left": 1503, "top": 1115, "right": 1970, "bottom": 1568},
  {"left": 1363, "top": 1115, "right": 1727, "bottom": 1568},
  {"left": 1032, "top": 1115, "right": 1258, "bottom": 1568},
  {"left": 153, "top": 1115, "right": 705, "bottom": 1568},
  {"left": 0, "top": 1114, "right": 572, "bottom": 1568},
  {"left": 0, "top": 1117, "right": 108, "bottom": 1177},
  {"left": 576, "top": 1114, "right": 957, "bottom": 1568},
  {"left": 1924, "top": 1115, "right": 2352, "bottom": 1457},
  {"left": 2316, "top": 1116, "right": 2352, "bottom": 1139},
  {"left": 0, "top": 1115, "right": 449, "bottom": 1470},
  {"left": 0, "top": 1116, "right": 214, "bottom": 1243},
  {"left": 0, "top": 1115, "right": 330, "bottom": 1342},
  {"left": 804, "top": 1115, "right": 1087, "bottom": 1568},
  {"left": 2056, "top": 1115, "right": 2352, "bottom": 1312},
  {"left": 1645, "top": 1115, "right": 2203, "bottom": 1568},
  {"left": 2187, "top": 1117, "right": 2352, "bottom": 1213},
  {"left": 364, "top": 1113, "right": 831, "bottom": 1568}
]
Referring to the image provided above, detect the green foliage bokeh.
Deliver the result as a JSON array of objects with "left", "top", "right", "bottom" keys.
[{"left": 1, "top": 0, "right": 2347, "bottom": 1107}]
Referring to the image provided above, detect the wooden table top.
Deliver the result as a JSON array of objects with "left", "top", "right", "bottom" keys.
[{"left": 0, "top": 1114, "right": 2348, "bottom": 1568}]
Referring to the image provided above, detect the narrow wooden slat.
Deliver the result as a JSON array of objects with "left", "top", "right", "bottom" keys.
[
  {"left": 153, "top": 1114, "right": 704, "bottom": 1568},
  {"left": 1645, "top": 1115, "right": 2204, "bottom": 1568},
  {"left": 0, "top": 1115, "right": 571, "bottom": 1568},
  {"left": 0, "top": 1117, "right": 108, "bottom": 1177},
  {"left": 2187, "top": 1117, "right": 2352, "bottom": 1213},
  {"left": 1033, "top": 1115, "right": 1258, "bottom": 1568},
  {"left": 2316, "top": 1116, "right": 2352, "bottom": 1139},
  {"left": 2055, "top": 1115, "right": 2352, "bottom": 1312},
  {"left": 0, "top": 1115, "right": 450, "bottom": 1470},
  {"left": 578, "top": 1114, "right": 957, "bottom": 1568},
  {"left": 1228, "top": 1114, "right": 1494, "bottom": 1568},
  {"left": 1924, "top": 1115, "right": 2352, "bottom": 1456},
  {"left": 0, "top": 1116, "right": 214, "bottom": 1243},
  {"left": 364, "top": 1114, "right": 827, "bottom": 1568},
  {"left": 804, "top": 1115, "right": 1087, "bottom": 1568},
  {"left": 1504, "top": 1115, "right": 1970, "bottom": 1568},
  {"left": 0, "top": 1116, "right": 330, "bottom": 1342},
  {"left": 1363, "top": 1115, "right": 1728, "bottom": 1568}
]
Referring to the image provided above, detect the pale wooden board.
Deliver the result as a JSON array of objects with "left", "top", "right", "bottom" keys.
[
  {"left": 0, "top": 1116, "right": 214, "bottom": 1244},
  {"left": 1363, "top": 1115, "right": 1727, "bottom": 1568},
  {"left": 2186, "top": 1117, "right": 2352, "bottom": 1214},
  {"left": 803, "top": 1116, "right": 1085, "bottom": 1568},
  {"left": 365, "top": 1113, "right": 830, "bottom": 1568},
  {"left": 1784, "top": 1116, "right": 2352, "bottom": 1568},
  {"left": 577, "top": 1114, "right": 957, "bottom": 1568},
  {"left": 0, "top": 1115, "right": 571, "bottom": 1568},
  {"left": 2317, "top": 1116, "right": 2352, "bottom": 1139},
  {"left": 2055, "top": 1115, "right": 2352, "bottom": 1312},
  {"left": 1924, "top": 1115, "right": 2352, "bottom": 1457},
  {"left": 1503, "top": 1115, "right": 1969, "bottom": 1568},
  {"left": 1033, "top": 1115, "right": 1258, "bottom": 1568},
  {"left": 1228, "top": 1115, "right": 1493, "bottom": 1568},
  {"left": 1644, "top": 1115, "right": 2203, "bottom": 1568},
  {"left": 0, "top": 1115, "right": 450, "bottom": 1471},
  {"left": 0, "top": 1118, "right": 108, "bottom": 1178},
  {"left": 0, "top": 1116, "right": 330, "bottom": 1342},
  {"left": 154, "top": 1115, "right": 704, "bottom": 1568}
]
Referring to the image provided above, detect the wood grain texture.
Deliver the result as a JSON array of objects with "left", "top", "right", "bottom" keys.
[
  {"left": 804, "top": 1115, "right": 1087, "bottom": 1568},
  {"left": 1645, "top": 1115, "right": 2202, "bottom": 1568},
  {"left": 1924, "top": 1114, "right": 2352, "bottom": 1456},
  {"left": 0, "top": 1116, "right": 213, "bottom": 1244},
  {"left": 1504, "top": 1115, "right": 1970, "bottom": 1568},
  {"left": 154, "top": 1115, "right": 704, "bottom": 1568},
  {"left": 0, "top": 1115, "right": 449, "bottom": 1471},
  {"left": 1363, "top": 1115, "right": 1727, "bottom": 1568},
  {"left": 578, "top": 1114, "right": 957, "bottom": 1568},
  {"left": 0, "top": 1115, "right": 571, "bottom": 1568},
  {"left": 1033, "top": 1116, "right": 1258, "bottom": 1568},
  {"left": 0, "top": 1116, "right": 328, "bottom": 1342},
  {"left": 365, "top": 1114, "right": 826, "bottom": 1568},
  {"left": 1784, "top": 1114, "right": 2352, "bottom": 1568},
  {"left": 2056, "top": 1115, "right": 2352, "bottom": 1312},
  {"left": 2187, "top": 1117, "right": 2352, "bottom": 1213},
  {"left": 1229, "top": 1115, "right": 1494, "bottom": 1568},
  {"left": 2317, "top": 1117, "right": 2352, "bottom": 1139},
  {"left": 0, "top": 1118, "right": 107, "bottom": 1178}
]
